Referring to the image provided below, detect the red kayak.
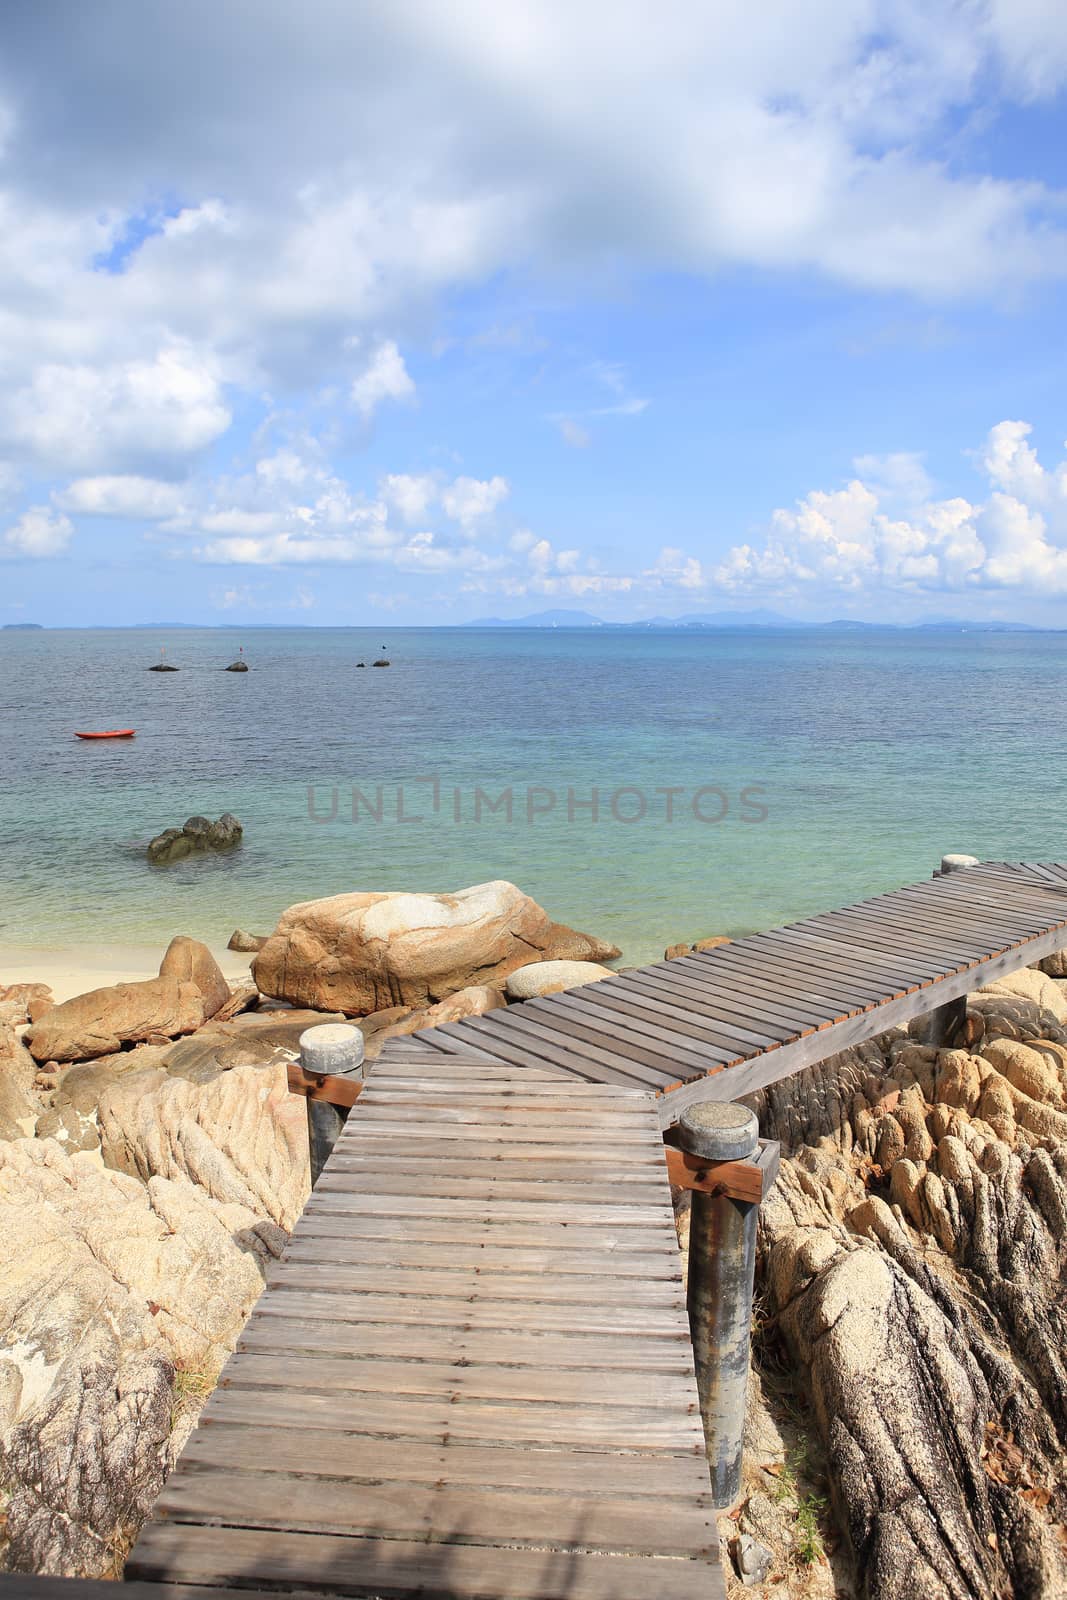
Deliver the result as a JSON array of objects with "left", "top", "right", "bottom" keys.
[{"left": 75, "top": 729, "right": 135, "bottom": 740}]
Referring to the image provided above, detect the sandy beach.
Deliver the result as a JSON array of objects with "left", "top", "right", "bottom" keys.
[{"left": 0, "top": 942, "right": 254, "bottom": 1005}]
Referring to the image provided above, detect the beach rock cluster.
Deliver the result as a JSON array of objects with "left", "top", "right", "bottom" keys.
[
  {"left": 0, "top": 879, "right": 626, "bottom": 1579},
  {"left": 703, "top": 977, "right": 1067, "bottom": 1599},
  {"left": 147, "top": 814, "right": 242, "bottom": 866}
]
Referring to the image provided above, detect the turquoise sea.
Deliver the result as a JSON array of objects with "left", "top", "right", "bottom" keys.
[{"left": 1, "top": 625, "right": 1065, "bottom": 965}]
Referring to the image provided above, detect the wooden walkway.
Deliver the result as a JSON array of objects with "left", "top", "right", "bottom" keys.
[
  {"left": 116, "top": 859, "right": 1067, "bottom": 1599},
  {"left": 384, "top": 861, "right": 1067, "bottom": 1121},
  {"left": 127, "top": 1053, "right": 724, "bottom": 1599}
]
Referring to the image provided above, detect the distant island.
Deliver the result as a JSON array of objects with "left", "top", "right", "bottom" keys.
[
  {"left": 466, "top": 608, "right": 1044, "bottom": 632},
  {"left": 2, "top": 622, "right": 44, "bottom": 630}
]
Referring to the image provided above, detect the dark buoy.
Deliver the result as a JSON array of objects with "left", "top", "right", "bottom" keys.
[
  {"left": 225, "top": 645, "right": 249, "bottom": 672},
  {"left": 355, "top": 661, "right": 366, "bottom": 668},
  {"left": 372, "top": 658, "right": 391, "bottom": 667},
  {"left": 149, "top": 646, "right": 178, "bottom": 672}
]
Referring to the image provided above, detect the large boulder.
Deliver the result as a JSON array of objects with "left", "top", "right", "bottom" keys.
[
  {"left": 158, "top": 936, "right": 230, "bottom": 1021},
  {"left": 27, "top": 939, "right": 233, "bottom": 1063},
  {"left": 27, "top": 976, "right": 204, "bottom": 1063},
  {"left": 252, "top": 880, "right": 620, "bottom": 1015},
  {"left": 505, "top": 960, "right": 614, "bottom": 1000}
]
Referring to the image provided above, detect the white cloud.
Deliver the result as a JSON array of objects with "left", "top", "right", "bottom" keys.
[
  {"left": 1, "top": 346, "right": 229, "bottom": 473},
  {"left": 644, "top": 547, "right": 707, "bottom": 590},
  {"left": 57, "top": 474, "right": 186, "bottom": 518},
  {"left": 441, "top": 475, "right": 509, "bottom": 532},
  {"left": 381, "top": 472, "right": 438, "bottom": 522},
  {"left": 712, "top": 419, "right": 1067, "bottom": 600},
  {"left": 3, "top": 505, "right": 72, "bottom": 558},
  {"left": 350, "top": 341, "right": 415, "bottom": 417}
]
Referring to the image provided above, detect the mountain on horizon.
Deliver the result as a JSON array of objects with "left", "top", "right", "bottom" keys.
[{"left": 467, "top": 609, "right": 605, "bottom": 627}]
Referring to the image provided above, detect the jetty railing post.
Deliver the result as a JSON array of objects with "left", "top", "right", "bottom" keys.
[
  {"left": 299, "top": 1023, "right": 365, "bottom": 1187},
  {"left": 928, "top": 853, "right": 980, "bottom": 1046},
  {"left": 678, "top": 1101, "right": 761, "bottom": 1507}
]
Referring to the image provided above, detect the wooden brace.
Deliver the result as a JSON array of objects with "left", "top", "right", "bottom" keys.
[
  {"left": 286, "top": 1062, "right": 363, "bottom": 1108},
  {"left": 663, "top": 1134, "right": 780, "bottom": 1204}
]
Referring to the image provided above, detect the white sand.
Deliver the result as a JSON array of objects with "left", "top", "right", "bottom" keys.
[{"left": 0, "top": 942, "right": 254, "bottom": 1005}]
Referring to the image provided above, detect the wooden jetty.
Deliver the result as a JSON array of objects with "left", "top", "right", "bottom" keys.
[
  {"left": 14, "top": 859, "right": 1067, "bottom": 1599},
  {"left": 127, "top": 1054, "right": 725, "bottom": 1598},
  {"left": 385, "top": 861, "right": 1067, "bottom": 1119}
]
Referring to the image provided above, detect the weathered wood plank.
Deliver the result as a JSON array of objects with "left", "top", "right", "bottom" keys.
[
  {"left": 127, "top": 1524, "right": 722, "bottom": 1600},
  {"left": 150, "top": 1470, "right": 716, "bottom": 1559},
  {"left": 179, "top": 1425, "right": 711, "bottom": 1498}
]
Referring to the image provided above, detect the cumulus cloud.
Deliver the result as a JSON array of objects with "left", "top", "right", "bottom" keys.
[
  {"left": 56, "top": 475, "right": 186, "bottom": 518},
  {"left": 3, "top": 505, "right": 72, "bottom": 558},
  {"left": 441, "top": 475, "right": 509, "bottom": 532},
  {"left": 1, "top": 346, "right": 229, "bottom": 473},
  {"left": 350, "top": 341, "right": 415, "bottom": 417},
  {"left": 712, "top": 421, "right": 1067, "bottom": 600}
]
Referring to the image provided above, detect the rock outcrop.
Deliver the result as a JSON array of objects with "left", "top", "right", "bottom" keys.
[
  {"left": 27, "top": 939, "right": 231, "bottom": 1063},
  {"left": 252, "top": 880, "right": 620, "bottom": 1015},
  {"left": 0, "top": 1026, "right": 41, "bottom": 1140},
  {"left": 0, "top": 1109, "right": 288, "bottom": 1576},
  {"left": 732, "top": 990, "right": 1067, "bottom": 1599},
  {"left": 98, "top": 1062, "right": 309, "bottom": 1230}
]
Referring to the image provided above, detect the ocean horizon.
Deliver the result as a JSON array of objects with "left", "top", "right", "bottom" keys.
[{"left": 3, "top": 623, "right": 1063, "bottom": 964}]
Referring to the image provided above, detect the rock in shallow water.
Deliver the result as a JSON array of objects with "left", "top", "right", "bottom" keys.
[{"left": 147, "top": 813, "right": 242, "bottom": 865}]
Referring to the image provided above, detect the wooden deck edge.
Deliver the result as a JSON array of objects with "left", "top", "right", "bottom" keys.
[{"left": 656, "top": 916, "right": 1067, "bottom": 1125}]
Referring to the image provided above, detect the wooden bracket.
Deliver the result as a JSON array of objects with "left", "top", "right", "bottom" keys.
[
  {"left": 663, "top": 1132, "right": 780, "bottom": 1204},
  {"left": 286, "top": 1062, "right": 363, "bottom": 1109}
]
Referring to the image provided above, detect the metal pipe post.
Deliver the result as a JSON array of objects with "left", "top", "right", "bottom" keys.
[
  {"left": 299, "top": 1023, "right": 365, "bottom": 1187},
  {"left": 678, "top": 1100, "right": 760, "bottom": 1507}
]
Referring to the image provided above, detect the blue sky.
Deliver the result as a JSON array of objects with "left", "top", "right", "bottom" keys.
[{"left": 3, "top": 0, "right": 1067, "bottom": 625}]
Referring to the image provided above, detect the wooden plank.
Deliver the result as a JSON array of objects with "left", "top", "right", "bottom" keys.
[
  {"left": 127, "top": 1524, "right": 722, "bottom": 1600},
  {"left": 236, "top": 1312, "right": 694, "bottom": 1363},
  {"left": 245, "top": 1288, "right": 689, "bottom": 1337},
  {"left": 199, "top": 1384, "right": 706, "bottom": 1451},
  {"left": 657, "top": 914, "right": 1067, "bottom": 1122},
  {"left": 313, "top": 1171, "right": 667, "bottom": 1205},
  {"left": 532, "top": 988, "right": 737, "bottom": 1069},
  {"left": 299, "top": 1189, "right": 668, "bottom": 1224},
  {"left": 431, "top": 1017, "right": 657, "bottom": 1087},
  {"left": 288, "top": 1212, "right": 679, "bottom": 1250},
  {"left": 150, "top": 1470, "right": 716, "bottom": 1559},
  {"left": 515, "top": 995, "right": 719, "bottom": 1075},
  {"left": 259, "top": 1261, "right": 685, "bottom": 1303},
  {"left": 446, "top": 1010, "right": 680, "bottom": 1089},
  {"left": 280, "top": 1237, "right": 682, "bottom": 1276},
  {"left": 370, "top": 1058, "right": 573, "bottom": 1081},
  {"left": 180, "top": 1425, "right": 711, "bottom": 1499},
  {"left": 330, "top": 1117, "right": 661, "bottom": 1145}
]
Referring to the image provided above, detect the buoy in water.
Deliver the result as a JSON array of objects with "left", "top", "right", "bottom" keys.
[
  {"left": 148, "top": 646, "right": 178, "bottom": 672},
  {"left": 225, "top": 645, "right": 249, "bottom": 672}
]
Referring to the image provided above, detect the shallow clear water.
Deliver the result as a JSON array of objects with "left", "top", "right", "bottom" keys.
[{"left": 2, "top": 625, "right": 1065, "bottom": 964}]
